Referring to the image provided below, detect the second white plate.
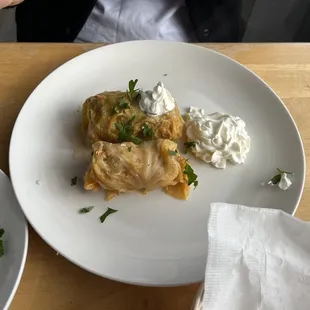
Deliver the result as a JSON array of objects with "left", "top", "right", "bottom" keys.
[{"left": 0, "top": 171, "right": 28, "bottom": 310}]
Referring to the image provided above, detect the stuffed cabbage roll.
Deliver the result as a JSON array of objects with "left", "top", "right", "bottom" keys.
[
  {"left": 84, "top": 139, "right": 191, "bottom": 200},
  {"left": 82, "top": 90, "right": 184, "bottom": 144}
]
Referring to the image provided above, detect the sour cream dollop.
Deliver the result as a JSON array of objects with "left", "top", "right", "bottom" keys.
[
  {"left": 185, "top": 107, "right": 251, "bottom": 169},
  {"left": 139, "top": 81, "right": 175, "bottom": 116},
  {"left": 278, "top": 173, "right": 292, "bottom": 190}
]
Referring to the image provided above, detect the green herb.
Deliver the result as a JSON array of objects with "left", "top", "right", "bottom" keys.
[
  {"left": 163, "top": 73, "right": 168, "bottom": 76},
  {"left": 0, "top": 229, "right": 4, "bottom": 258},
  {"left": 131, "top": 136, "right": 143, "bottom": 145},
  {"left": 100, "top": 208, "right": 118, "bottom": 223},
  {"left": 128, "top": 146, "right": 132, "bottom": 152},
  {"left": 113, "top": 98, "right": 130, "bottom": 114},
  {"left": 184, "top": 141, "right": 197, "bottom": 153},
  {"left": 269, "top": 168, "right": 294, "bottom": 185},
  {"left": 119, "top": 98, "right": 130, "bottom": 109},
  {"left": 277, "top": 168, "right": 294, "bottom": 175},
  {"left": 184, "top": 163, "right": 198, "bottom": 188},
  {"left": 79, "top": 206, "right": 94, "bottom": 214},
  {"left": 142, "top": 124, "right": 155, "bottom": 140},
  {"left": 269, "top": 174, "right": 281, "bottom": 185},
  {"left": 127, "top": 79, "right": 140, "bottom": 101},
  {"left": 128, "top": 79, "right": 138, "bottom": 93},
  {"left": 115, "top": 116, "right": 142, "bottom": 145},
  {"left": 113, "top": 104, "right": 120, "bottom": 114},
  {"left": 168, "top": 149, "right": 178, "bottom": 156},
  {"left": 71, "top": 176, "right": 77, "bottom": 186},
  {"left": 0, "top": 239, "right": 3, "bottom": 257}
]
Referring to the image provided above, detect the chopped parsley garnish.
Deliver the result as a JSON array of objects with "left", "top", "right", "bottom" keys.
[
  {"left": 269, "top": 168, "right": 294, "bottom": 185},
  {"left": 79, "top": 206, "right": 94, "bottom": 214},
  {"left": 269, "top": 174, "right": 281, "bottom": 185},
  {"left": 100, "top": 208, "right": 118, "bottom": 223},
  {"left": 119, "top": 98, "right": 130, "bottom": 109},
  {"left": 113, "top": 98, "right": 130, "bottom": 114},
  {"left": 115, "top": 116, "right": 142, "bottom": 145},
  {"left": 184, "top": 141, "right": 197, "bottom": 153},
  {"left": 127, "top": 79, "right": 140, "bottom": 101},
  {"left": 128, "top": 146, "right": 132, "bottom": 152},
  {"left": 0, "top": 229, "right": 4, "bottom": 258},
  {"left": 0, "top": 240, "right": 3, "bottom": 257},
  {"left": 277, "top": 168, "right": 293, "bottom": 175},
  {"left": 71, "top": 176, "right": 77, "bottom": 186},
  {"left": 131, "top": 135, "right": 142, "bottom": 145},
  {"left": 168, "top": 149, "right": 178, "bottom": 156},
  {"left": 184, "top": 163, "right": 198, "bottom": 188},
  {"left": 142, "top": 124, "right": 155, "bottom": 140},
  {"left": 113, "top": 104, "right": 120, "bottom": 114}
]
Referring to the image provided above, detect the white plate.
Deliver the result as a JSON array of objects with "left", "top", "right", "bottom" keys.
[
  {"left": 0, "top": 170, "right": 28, "bottom": 309},
  {"left": 9, "top": 41, "right": 305, "bottom": 286}
]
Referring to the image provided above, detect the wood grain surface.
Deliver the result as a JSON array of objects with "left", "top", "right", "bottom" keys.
[{"left": 0, "top": 43, "right": 309, "bottom": 310}]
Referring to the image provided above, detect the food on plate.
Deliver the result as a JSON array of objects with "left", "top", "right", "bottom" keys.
[
  {"left": 79, "top": 206, "right": 94, "bottom": 214},
  {"left": 100, "top": 208, "right": 118, "bottom": 223},
  {"left": 268, "top": 168, "right": 294, "bottom": 191},
  {"left": 83, "top": 139, "right": 194, "bottom": 200},
  {"left": 81, "top": 80, "right": 184, "bottom": 144},
  {"left": 184, "top": 107, "right": 251, "bottom": 169},
  {"left": 0, "top": 228, "right": 4, "bottom": 257},
  {"left": 139, "top": 81, "right": 175, "bottom": 116},
  {"left": 71, "top": 176, "right": 77, "bottom": 186}
]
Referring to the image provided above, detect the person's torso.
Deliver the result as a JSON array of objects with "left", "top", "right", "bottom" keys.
[{"left": 75, "top": 0, "right": 196, "bottom": 43}]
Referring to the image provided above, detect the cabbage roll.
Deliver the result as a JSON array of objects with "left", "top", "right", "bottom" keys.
[
  {"left": 84, "top": 139, "right": 191, "bottom": 200},
  {"left": 82, "top": 91, "right": 184, "bottom": 144}
]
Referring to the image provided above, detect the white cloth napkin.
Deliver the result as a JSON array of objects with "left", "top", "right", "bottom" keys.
[{"left": 203, "top": 203, "right": 310, "bottom": 310}]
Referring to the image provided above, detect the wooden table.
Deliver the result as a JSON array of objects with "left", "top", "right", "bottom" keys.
[{"left": 0, "top": 43, "right": 309, "bottom": 310}]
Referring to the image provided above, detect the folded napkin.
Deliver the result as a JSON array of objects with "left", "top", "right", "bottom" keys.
[{"left": 203, "top": 203, "right": 310, "bottom": 310}]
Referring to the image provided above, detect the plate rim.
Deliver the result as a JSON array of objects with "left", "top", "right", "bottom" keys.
[
  {"left": 0, "top": 170, "right": 28, "bottom": 310},
  {"left": 8, "top": 41, "right": 306, "bottom": 285}
]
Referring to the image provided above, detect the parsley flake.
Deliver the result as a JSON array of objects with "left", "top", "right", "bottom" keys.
[
  {"left": 115, "top": 116, "right": 142, "bottom": 145},
  {"left": 113, "top": 98, "right": 130, "bottom": 114},
  {"left": 119, "top": 98, "right": 130, "bottom": 110},
  {"left": 0, "top": 240, "right": 3, "bottom": 258},
  {"left": 0, "top": 229, "right": 4, "bottom": 258},
  {"left": 184, "top": 163, "right": 198, "bottom": 188},
  {"left": 79, "top": 206, "right": 94, "bottom": 214},
  {"left": 268, "top": 168, "right": 294, "bottom": 186},
  {"left": 131, "top": 135, "right": 143, "bottom": 145},
  {"left": 277, "top": 168, "right": 294, "bottom": 175},
  {"left": 128, "top": 146, "right": 132, "bottom": 152},
  {"left": 113, "top": 104, "right": 120, "bottom": 114},
  {"left": 269, "top": 174, "right": 281, "bottom": 185},
  {"left": 71, "top": 176, "right": 77, "bottom": 186},
  {"left": 127, "top": 79, "right": 140, "bottom": 101},
  {"left": 184, "top": 141, "right": 197, "bottom": 153},
  {"left": 100, "top": 208, "right": 118, "bottom": 223},
  {"left": 142, "top": 124, "right": 155, "bottom": 140},
  {"left": 168, "top": 149, "right": 178, "bottom": 156}
]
